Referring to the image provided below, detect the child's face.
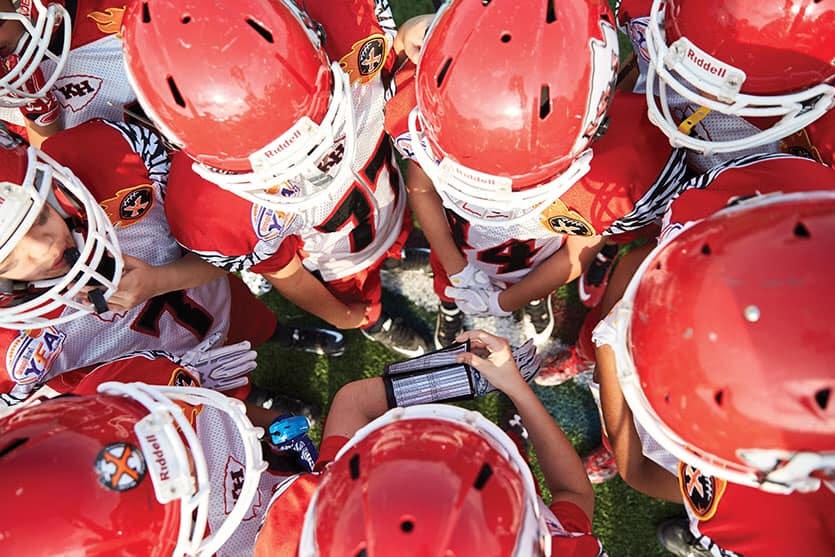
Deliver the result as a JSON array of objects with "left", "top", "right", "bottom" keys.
[
  {"left": 0, "top": 0, "right": 25, "bottom": 58},
  {"left": 0, "top": 203, "right": 75, "bottom": 282}
]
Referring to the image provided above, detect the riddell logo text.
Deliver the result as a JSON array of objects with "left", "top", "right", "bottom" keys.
[
  {"left": 687, "top": 49, "right": 727, "bottom": 78},
  {"left": 145, "top": 434, "right": 170, "bottom": 481},
  {"left": 262, "top": 129, "right": 302, "bottom": 159}
]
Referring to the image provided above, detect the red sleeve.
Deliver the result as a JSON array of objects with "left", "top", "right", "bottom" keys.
[
  {"left": 562, "top": 91, "right": 678, "bottom": 234},
  {"left": 548, "top": 501, "right": 603, "bottom": 557},
  {"left": 72, "top": 353, "right": 201, "bottom": 394},
  {"left": 314, "top": 435, "right": 350, "bottom": 471},
  {"left": 166, "top": 152, "right": 299, "bottom": 274}
]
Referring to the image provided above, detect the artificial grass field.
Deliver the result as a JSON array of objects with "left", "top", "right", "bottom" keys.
[{"left": 251, "top": 1, "right": 685, "bottom": 554}]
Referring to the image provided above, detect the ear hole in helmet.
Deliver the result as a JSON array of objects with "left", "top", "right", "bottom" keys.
[
  {"left": 0, "top": 437, "right": 28, "bottom": 458},
  {"left": 815, "top": 388, "right": 831, "bottom": 411},
  {"left": 473, "top": 462, "right": 493, "bottom": 490},
  {"left": 181, "top": 15, "right": 192, "bottom": 24},
  {"left": 436, "top": 58, "right": 452, "bottom": 88},
  {"left": 793, "top": 222, "right": 811, "bottom": 238},
  {"left": 546, "top": 0, "right": 557, "bottom": 24},
  {"left": 701, "top": 244, "right": 711, "bottom": 255},
  {"left": 400, "top": 518, "right": 415, "bottom": 533},
  {"left": 500, "top": 33, "right": 512, "bottom": 43},
  {"left": 246, "top": 17, "right": 275, "bottom": 44},
  {"left": 141, "top": 2, "right": 151, "bottom": 23},
  {"left": 539, "top": 85, "right": 551, "bottom": 119},
  {"left": 349, "top": 453, "right": 361, "bottom": 479},
  {"left": 166, "top": 77, "right": 186, "bottom": 108},
  {"left": 714, "top": 390, "right": 725, "bottom": 407}
]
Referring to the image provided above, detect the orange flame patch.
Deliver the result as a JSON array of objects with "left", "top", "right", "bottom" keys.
[{"left": 87, "top": 6, "right": 126, "bottom": 38}]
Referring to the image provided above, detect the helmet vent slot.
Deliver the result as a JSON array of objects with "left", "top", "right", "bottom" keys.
[
  {"left": 700, "top": 243, "right": 711, "bottom": 255},
  {"left": 141, "top": 2, "right": 151, "bottom": 23},
  {"left": 436, "top": 58, "right": 452, "bottom": 88},
  {"left": 500, "top": 33, "right": 512, "bottom": 43},
  {"left": 166, "top": 77, "right": 186, "bottom": 108},
  {"left": 0, "top": 437, "right": 28, "bottom": 458},
  {"left": 473, "top": 462, "right": 493, "bottom": 490},
  {"left": 400, "top": 518, "right": 415, "bottom": 533},
  {"left": 714, "top": 390, "right": 725, "bottom": 407},
  {"left": 546, "top": 0, "right": 557, "bottom": 24},
  {"left": 481, "top": 0, "right": 492, "bottom": 6},
  {"left": 793, "top": 222, "right": 810, "bottom": 238},
  {"left": 181, "top": 15, "right": 192, "bottom": 24},
  {"left": 539, "top": 85, "right": 551, "bottom": 119},
  {"left": 246, "top": 18, "right": 275, "bottom": 44},
  {"left": 815, "top": 388, "right": 830, "bottom": 411},
  {"left": 349, "top": 453, "right": 361, "bottom": 479}
]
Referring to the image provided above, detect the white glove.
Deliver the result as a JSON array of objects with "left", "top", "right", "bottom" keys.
[
  {"left": 448, "top": 263, "right": 492, "bottom": 289},
  {"left": 474, "top": 339, "right": 542, "bottom": 395},
  {"left": 444, "top": 285, "right": 511, "bottom": 317},
  {"left": 178, "top": 332, "right": 257, "bottom": 391}
]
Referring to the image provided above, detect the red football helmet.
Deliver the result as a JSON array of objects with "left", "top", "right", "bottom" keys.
[
  {"left": 644, "top": 0, "right": 835, "bottom": 154},
  {"left": 0, "top": 127, "right": 123, "bottom": 329},
  {"left": 408, "top": 0, "right": 618, "bottom": 224},
  {"left": 0, "top": 381, "right": 265, "bottom": 556},
  {"left": 122, "top": 0, "right": 358, "bottom": 211},
  {"left": 0, "top": 0, "right": 71, "bottom": 105},
  {"left": 611, "top": 191, "right": 835, "bottom": 493},
  {"left": 299, "top": 405, "right": 551, "bottom": 556}
]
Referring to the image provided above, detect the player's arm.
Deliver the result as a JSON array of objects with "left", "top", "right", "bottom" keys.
[
  {"left": 392, "top": 14, "right": 433, "bottom": 63},
  {"left": 594, "top": 242, "right": 682, "bottom": 502},
  {"left": 323, "top": 377, "right": 389, "bottom": 439},
  {"left": 405, "top": 160, "right": 468, "bottom": 275},
  {"left": 497, "top": 234, "right": 604, "bottom": 312},
  {"left": 262, "top": 254, "right": 369, "bottom": 330},
  {"left": 23, "top": 118, "right": 61, "bottom": 149},
  {"left": 457, "top": 330, "right": 595, "bottom": 520},
  {"left": 103, "top": 252, "right": 228, "bottom": 313}
]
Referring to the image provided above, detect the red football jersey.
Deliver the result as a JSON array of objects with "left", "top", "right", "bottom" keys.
[{"left": 678, "top": 462, "right": 835, "bottom": 557}]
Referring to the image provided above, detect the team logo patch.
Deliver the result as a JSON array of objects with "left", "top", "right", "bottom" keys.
[
  {"left": 223, "top": 455, "right": 262, "bottom": 520},
  {"left": 251, "top": 205, "right": 291, "bottom": 242},
  {"left": 678, "top": 462, "right": 727, "bottom": 521},
  {"left": 100, "top": 185, "right": 155, "bottom": 228},
  {"left": 95, "top": 442, "right": 147, "bottom": 492},
  {"left": 5, "top": 327, "right": 67, "bottom": 385},
  {"left": 87, "top": 7, "right": 125, "bottom": 37},
  {"left": 53, "top": 74, "right": 103, "bottom": 112},
  {"left": 540, "top": 199, "right": 596, "bottom": 236},
  {"left": 339, "top": 34, "right": 388, "bottom": 85}
]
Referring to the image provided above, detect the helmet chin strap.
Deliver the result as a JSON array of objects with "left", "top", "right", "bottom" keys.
[{"left": 60, "top": 247, "right": 112, "bottom": 314}]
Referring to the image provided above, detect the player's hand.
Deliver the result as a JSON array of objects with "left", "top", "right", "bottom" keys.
[
  {"left": 394, "top": 14, "right": 434, "bottom": 63},
  {"left": 448, "top": 263, "right": 492, "bottom": 290},
  {"left": 87, "top": 255, "right": 160, "bottom": 313},
  {"left": 444, "top": 286, "right": 511, "bottom": 317},
  {"left": 179, "top": 332, "right": 257, "bottom": 391},
  {"left": 455, "top": 330, "right": 540, "bottom": 397}
]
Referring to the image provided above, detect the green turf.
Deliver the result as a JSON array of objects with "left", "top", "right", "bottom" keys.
[{"left": 251, "top": 2, "right": 685, "bottom": 555}]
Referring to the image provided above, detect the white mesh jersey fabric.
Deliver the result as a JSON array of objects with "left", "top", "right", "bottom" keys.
[
  {"left": 295, "top": 78, "right": 406, "bottom": 281},
  {"left": 198, "top": 406, "right": 291, "bottom": 557},
  {"left": 451, "top": 212, "right": 567, "bottom": 284},
  {"left": 0, "top": 34, "right": 134, "bottom": 130}
]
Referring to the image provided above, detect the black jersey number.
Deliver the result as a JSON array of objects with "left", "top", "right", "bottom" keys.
[{"left": 132, "top": 290, "right": 214, "bottom": 339}]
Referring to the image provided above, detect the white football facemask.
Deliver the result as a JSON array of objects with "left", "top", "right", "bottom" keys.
[
  {"left": 0, "top": 0, "right": 71, "bottom": 106},
  {"left": 97, "top": 381, "right": 268, "bottom": 557},
  {"left": 0, "top": 146, "right": 123, "bottom": 329},
  {"left": 643, "top": 0, "right": 835, "bottom": 155},
  {"left": 407, "top": 107, "right": 593, "bottom": 226}
]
